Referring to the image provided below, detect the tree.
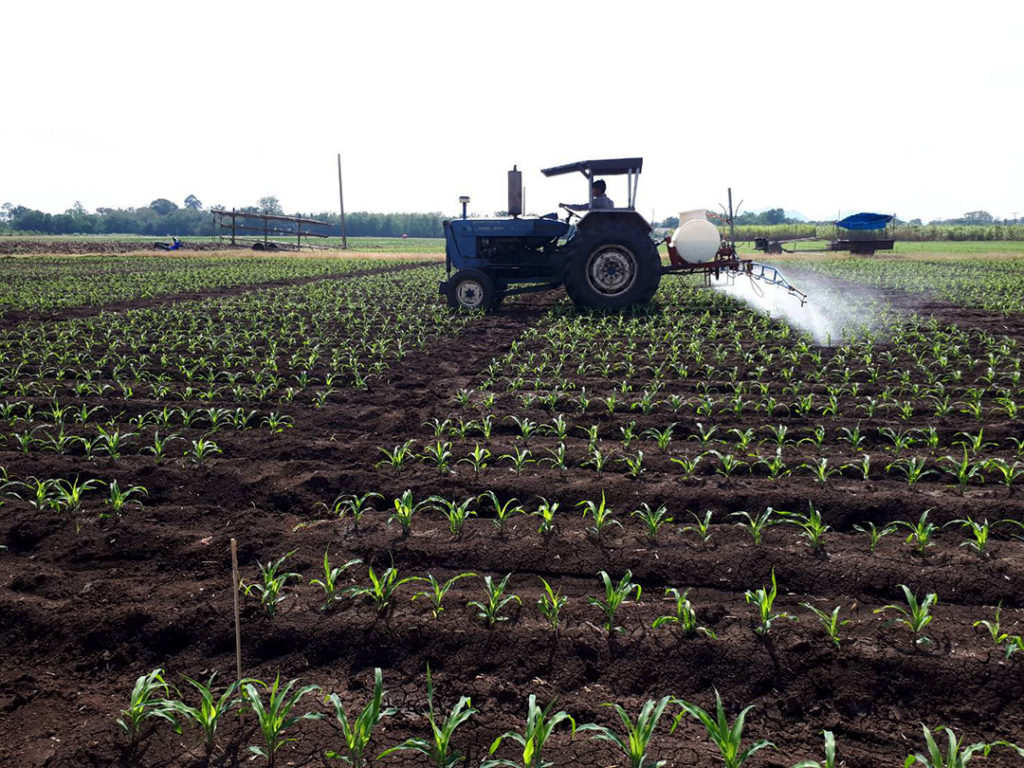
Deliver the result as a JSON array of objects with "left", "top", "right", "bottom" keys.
[
  {"left": 0, "top": 202, "right": 12, "bottom": 224},
  {"left": 962, "top": 210, "right": 993, "bottom": 225},
  {"left": 764, "top": 208, "right": 786, "bottom": 225},
  {"left": 258, "top": 196, "right": 283, "bottom": 215},
  {"left": 150, "top": 198, "right": 178, "bottom": 215},
  {"left": 184, "top": 194, "right": 203, "bottom": 210},
  {"left": 66, "top": 201, "right": 88, "bottom": 216}
]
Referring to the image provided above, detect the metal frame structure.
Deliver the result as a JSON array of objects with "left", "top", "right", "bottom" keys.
[{"left": 210, "top": 209, "right": 332, "bottom": 251}]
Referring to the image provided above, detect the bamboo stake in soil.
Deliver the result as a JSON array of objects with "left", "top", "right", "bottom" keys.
[{"left": 231, "top": 537, "right": 244, "bottom": 723}]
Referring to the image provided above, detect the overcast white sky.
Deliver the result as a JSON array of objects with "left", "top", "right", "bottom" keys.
[{"left": 2, "top": 1, "right": 1021, "bottom": 222}]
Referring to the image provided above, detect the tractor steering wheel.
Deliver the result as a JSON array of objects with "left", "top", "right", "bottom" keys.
[{"left": 559, "top": 203, "right": 582, "bottom": 223}]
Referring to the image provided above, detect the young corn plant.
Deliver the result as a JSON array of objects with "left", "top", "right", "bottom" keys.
[
  {"left": 895, "top": 510, "right": 937, "bottom": 556},
  {"left": 104, "top": 480, "right": 148, "bottom": 521},
  {"left": 669, "top": 453, "right": 704, "bottom": 482},
  {"left": 309, "top": 548, "right": 362, "bottom": 611},
  {"left": 590, "top": 570, "right": 641, "bottom": 635},
  {"left": 458, "top": 444, "right": 491, "bottom": 476},
  {"left": 411, "top": 572, "right": 477, "bottom": 619},
  {"left": 531, "top": 497, "right": 559, "bottom": 536},
  {"left": 671, "top": 690, "right": 774, "bottom": 768},
  {"left": 468, "top": 573, "right": 521, "bottom": 627},
  {"left": 689, "top": 422, "right": 718, "bottom": 448},
  {"left": 940, "top": 448, "right": 986, "bottom": 494},
  {"left": 982, "top": 456, "right": 1024, "bottom": 494},
  {"left": 320, "top": 492, "right": 383, "bottom": 531},
  {"left": 972, "top": 602, "right": 1006, "bottom": 647},
  {"left": 578, "top": 696, "right": 673, "bottom": 768},
  {"left": 947, "top": 516, "right": 1012, "bottom": 557},
  {"left": 1003, "top": 635, "right": 1024, "bottom": 659},
  {"left": 347, "top": 564, "right": 420, "bottom": 616},
  {"left": 261, "top": 412, "right": 294, "bottom": 434},
  {"left": 791, "top": 730, "right": 837, "bottom": 768},
  {"left": 711, "top": 451, "right": 747, "bottom": 481},
  {"left": 652, "top": 588, "right": 716, "bottom": 638},
  {"left": 800, "top": 603, "right": 851, "bottom": 649},
  {"left": 481, "top": 694, "right": 576, "bottom": 768},
  {"left": 389, "top": 490, "right": 430, "bottom": 536},
  {"left": 168, "top": 674, "right": 242, "bottom": 758},
  {"left": 51, "top": 476, "right": 102, "bottom": 523},
  {"left": 116, "top": 668, "right": 179, "bottom": 750},
  {"left": 886, "top": 456, "right": 935, "bottom": 489},
  {"left": 757, "top": 449, "right": 791, "bottom": 484},
  {"left": 500, "top": 445, "right": 534, "bottom": 475},
  {"left": 9, "top": 476, "right": 57, "bottom": 511},
  {"left": 799, "top": 457, "right": 842, "bottom": 487},
  {"left": 479, "top": 491, "right": 525, "bottom": 535},
  {"left": 379, "top": 665, "right": 476, "bottom": 768},
  {"left": 423, "top": 441, "right": 454, "bottom": 474},
  {"left": 146, "top": 431, "right": 182, "bottom": 463},
  {"left": 620, "top": 450, "right": 646, "bottom": 480},
  {"left": 631, "top": 502, "right": 673, "bottom": 543},
  {"left": 376, "top": 440, "right": 416, "bottom": 472},
  {"left": 904, "top": 724, "right": 1001, "bottom": 768},
  {"left": 185, "top": 436, "right": 222, "bottom": 465},
  {"left": 852, "top": 521, "right": 897, "bottom": 554},
  {"left": 578, "top": 491, "right": 621, "bottom": 538},
  {"left": 242, "top": 550, "right": 301, "bottom": 617},
  {"left": 542, "top": 442, "right": 569, "bottom": 473},
  {"left": 844, "top": 452, "right": 872, "bottom": 482},
  {"left": 744, "top": 569, "right": 795, "bottom": 638},
  {"left": 428, "top": 496, "right": 477, "bottom": 539},
  {"left": 536, "top": 577, "right": 567, "bottom": 634},
  {"left": 874, "top": 584, "right": 938, "bottom": 647},
  {"left": 508, "top": 415, "right": 538, "bottom": 441},
  {"left": 582, "top": 444, "right": 611, "bottom": 474},
  {"left": 778, "top": 503, "right": 831, "bottom": 555},
  {"left": 682, "top": 510, "right": 714, "bottom": 547},
  {"left": 731, "top": 508, "right": 778, "bottom": 546},
  {"left": 242, "top": 674, "right": 322, "bottom": 768},
  {"left": 643, "top": 423, "right": 676, "bottom": 452},
  {"left": 324, "top": 667, "right": 396, "bottom": 767}
]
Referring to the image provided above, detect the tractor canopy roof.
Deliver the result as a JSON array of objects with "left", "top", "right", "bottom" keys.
[
  {"left": 836, "top": 212, "right": 894, "bottom": 230},
  {"left": 541, "top": 157, "right": 643, "bottom": 177}
]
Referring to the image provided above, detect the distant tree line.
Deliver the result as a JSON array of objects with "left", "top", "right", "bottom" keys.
[
  {"left": 0, "top": 197, "right": 447, "bottom": 238},
  {"left": 2, "top": 198, "right": 1021, "bottom": 241}
]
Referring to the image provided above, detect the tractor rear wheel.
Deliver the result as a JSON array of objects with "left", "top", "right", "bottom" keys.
[
  {"left": 446, "top": 268, "right": 496, "bottom": 311},
  {"left": 564, "top": 223, "right": 661, "bottom": 309}
]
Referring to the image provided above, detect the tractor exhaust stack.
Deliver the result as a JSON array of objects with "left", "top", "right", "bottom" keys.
[{"left": 507, "top": 166, "right": 523, "bottom": 217}]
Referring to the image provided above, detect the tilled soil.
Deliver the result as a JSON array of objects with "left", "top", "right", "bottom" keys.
[
  {"left": 0, "top": 239, "right": 235, "bottom": 255},
  {"left": 2, "top": 285, "right": 1024, "bottom": 768}
]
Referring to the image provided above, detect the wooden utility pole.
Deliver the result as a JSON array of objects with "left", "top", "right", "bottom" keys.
[{"left": 337, "top": 153, "right": 348, "bottom": 250}]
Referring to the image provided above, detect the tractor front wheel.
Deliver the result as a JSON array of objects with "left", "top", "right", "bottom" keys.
[
  {"left": 564, "top": 224, "right": 661, "bottom": 309},
  {"left": 445, "top": 268, "right": 496, "bottom": 311}
]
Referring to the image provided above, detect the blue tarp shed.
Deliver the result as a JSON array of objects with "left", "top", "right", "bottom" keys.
[{"left": 836, "top": 212, "right": 894, "bottom": 231}]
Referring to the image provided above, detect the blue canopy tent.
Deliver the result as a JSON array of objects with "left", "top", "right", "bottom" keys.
[{"left": 836, "top": 212, "right": 894, "bottom": 231}]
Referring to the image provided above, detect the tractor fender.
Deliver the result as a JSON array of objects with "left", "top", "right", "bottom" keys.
[{"left": 576, "top": 209, "right": 653, "bottom": 233}]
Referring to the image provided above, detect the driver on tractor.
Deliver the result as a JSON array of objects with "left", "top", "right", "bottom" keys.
[{"left": 561, "top": 179, "right": 614, "bottom": 211}]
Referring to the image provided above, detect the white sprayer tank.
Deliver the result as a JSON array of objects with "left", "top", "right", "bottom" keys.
[{"left": 670, "top": 209, "right": 720, "bottom": 264}]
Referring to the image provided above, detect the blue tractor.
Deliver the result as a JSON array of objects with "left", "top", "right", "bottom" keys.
[
  {"left": 441, "top": 158, "right": 666, "bottom": 310},
  {"left": 440, "top": 158, "right": 806, "bottom": 310}
]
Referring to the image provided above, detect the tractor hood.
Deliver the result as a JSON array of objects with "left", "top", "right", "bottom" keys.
[{"left": 445, "top": 216, "right": 570, "bottom": 240}]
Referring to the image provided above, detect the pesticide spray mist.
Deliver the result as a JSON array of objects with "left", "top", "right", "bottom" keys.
[{"left": 708, "top": 270, "right": 885, "bottom": 346}]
